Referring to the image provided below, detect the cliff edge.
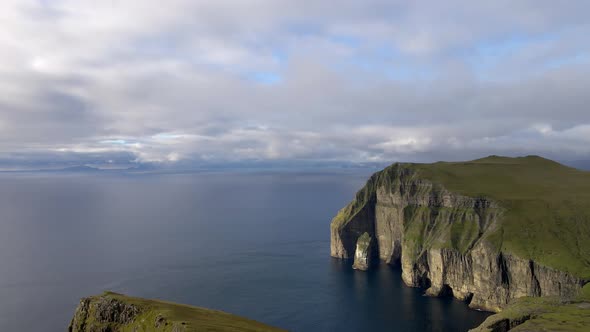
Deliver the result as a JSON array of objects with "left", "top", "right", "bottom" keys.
[
  {"left": 470, "top": 283, "right": 590, "bottom": 331},
  {"left": 68, "top": 292, "right": 285, "bottom": 332},
  {"left": 331, "top": 156, "right": 590, "bottom": 312}
]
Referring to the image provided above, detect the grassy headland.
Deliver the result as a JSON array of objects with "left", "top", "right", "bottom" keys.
[
  {"left": 411, "top": 155, "right": 590, "bottom": 279},
  {"left": 69, "top": 292, "right": 285, "bottom": 332}
]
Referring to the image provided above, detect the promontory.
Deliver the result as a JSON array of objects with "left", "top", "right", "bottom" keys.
[
  {"left": 68, "top": 292, "right": 285, "bottom": 332},
  {"left": 331, "top": 155, "right": 590, "bottom": 330}
]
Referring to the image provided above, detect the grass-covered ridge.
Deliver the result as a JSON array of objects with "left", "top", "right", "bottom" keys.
[
  {"left": 410, "top": 155, "right": 590, "bottom": 279},
  {"left": 69, "top": 292, "right": 285, "bottom": 332},
  {"left": 470, "top": 284, "right": 590, "bottom": 331}
]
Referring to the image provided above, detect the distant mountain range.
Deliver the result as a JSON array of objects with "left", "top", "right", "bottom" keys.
[
  {"left": 0, "top": 158, "right": 588, "bottom": 173},
  {"left": 58, "top": 165, "right": 101, "bottom": 172},
  {"left": 50, "top": 159, "right": 590, "bottom": 172}
]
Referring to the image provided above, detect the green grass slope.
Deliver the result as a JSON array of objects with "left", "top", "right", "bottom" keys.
[
  {"left": 69, "top": 292, "right": 285, "bottom": 332},
  {"left": 409, "top": 155, "right": 590, "bottom": 279},
  {"left": 470, "top": 284, "right": 590, "bottom": 331}
]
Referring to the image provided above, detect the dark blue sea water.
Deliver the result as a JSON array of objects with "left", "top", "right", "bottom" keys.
[{"left": 0, "top": 171, "right": 490, "bottom": 331}]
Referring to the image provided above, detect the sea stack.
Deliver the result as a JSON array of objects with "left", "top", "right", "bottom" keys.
[{"left": 352, "top": 232, "right": 373, "bottom": 271}]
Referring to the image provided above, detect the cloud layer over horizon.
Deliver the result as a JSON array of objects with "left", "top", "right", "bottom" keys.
[{"left": 1, "top": 0, "right": 590, "bottom": 167}]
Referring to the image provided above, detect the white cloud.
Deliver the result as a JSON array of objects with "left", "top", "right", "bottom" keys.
[{"left": 0, "top": 1, "right": 589, "bottom": 166}]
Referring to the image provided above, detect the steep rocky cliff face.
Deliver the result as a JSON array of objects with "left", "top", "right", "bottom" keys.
[
  {"left": 331, "top": 161, "right": 588, "bottom": 312},
  {"left": 69, "top": 293, "right": 177, "bottom": 332}
]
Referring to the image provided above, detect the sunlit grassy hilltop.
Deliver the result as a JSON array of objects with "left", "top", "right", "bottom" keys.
[{"left": 411, "top": 155, "right": 590, "bottom": 279}]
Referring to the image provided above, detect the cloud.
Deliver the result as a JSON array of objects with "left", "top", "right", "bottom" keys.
[{"left": 0, "top": 0, "right": 589, "bottom": 167}]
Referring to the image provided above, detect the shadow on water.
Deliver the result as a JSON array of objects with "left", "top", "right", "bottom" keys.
[{"left": 328, "top": 259, "right": 490, "bottom": 332}]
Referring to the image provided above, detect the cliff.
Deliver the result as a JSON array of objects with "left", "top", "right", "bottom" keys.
[
  {"left": 331, "top": 156, "right": 590, "bottom": 312},
  {"left": 470, "top": 284, "right": 590, "bottom": 331},
  {"left": 68, "top": 292, "right": 285, "bottom": 332}
]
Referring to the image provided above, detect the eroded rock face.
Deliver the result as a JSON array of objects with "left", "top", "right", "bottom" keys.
[
  {"left": 69, "top": 295, "right": 140, "bottom": 332},
  {"left": 352, "top": 232, "right": 373, "bottom": 271},
  {"left": 330, "top": 164, "right": 586, "bottom": 312},
  {"left": 330, "top": 202, "right": 374, "bottom": 260}
]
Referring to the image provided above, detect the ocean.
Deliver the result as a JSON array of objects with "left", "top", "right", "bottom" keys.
[{"left": 0, "top": 170, "right": 489, "bottom": 331}]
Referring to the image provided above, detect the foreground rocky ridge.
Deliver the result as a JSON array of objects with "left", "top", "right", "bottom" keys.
[
  {"left": 331, "top": 156, "right": 589, "bottom": 312},
  {"left": 470, "top": 284, "right": 590, "bottom": 331},
  {"left": 69, "top": 292, "right": 284, "bottom": 332}
]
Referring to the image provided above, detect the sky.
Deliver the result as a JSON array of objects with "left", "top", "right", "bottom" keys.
[{"left": 1, "top": 0, "right": 590, "bottom": 168}]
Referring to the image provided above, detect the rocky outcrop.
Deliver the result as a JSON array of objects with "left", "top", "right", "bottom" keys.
[
  {"left": 473, "top": 316, "right": 531, "bottom": 332},
  {"left": 352, "top": 232, "right": 373, "bottom": 270},
  {"left": 471, "top": 315, "right": 532, "bottom": 332},
  {"left": 69, "top": 294, "right": 140, "bottom": 332},
  {"left": 331, "top": 163, "right": 587, "bottom": 312}
]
